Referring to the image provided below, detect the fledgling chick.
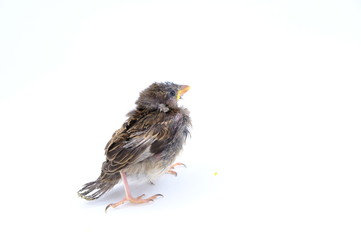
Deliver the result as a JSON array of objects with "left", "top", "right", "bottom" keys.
[{"left": 78, "top": 82, "right": 191, "bottom": 211}]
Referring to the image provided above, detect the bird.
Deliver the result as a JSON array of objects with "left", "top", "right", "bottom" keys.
[{"left": 78, "top": 82, "right": 191, "bottom": 211}]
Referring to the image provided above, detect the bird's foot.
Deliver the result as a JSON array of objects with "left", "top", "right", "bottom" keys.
[
  {"left": 105, "top": 194, "right": 163, "bottom": 212},
  {"left": 166, "top": 162, "right": 187, "bottom": 176}
]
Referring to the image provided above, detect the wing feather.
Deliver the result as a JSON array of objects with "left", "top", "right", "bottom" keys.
[{"left": 101, "top": 111, "right": 176, "bottom": 174}]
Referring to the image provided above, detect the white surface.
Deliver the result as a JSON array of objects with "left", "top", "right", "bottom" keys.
[{"left": 1, "top": 0, "right": 361, "bottom": 239}]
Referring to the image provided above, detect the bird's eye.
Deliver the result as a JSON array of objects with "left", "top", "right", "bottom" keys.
[{"left": 170, "top": 90, "right": 176, "bottom": 97}]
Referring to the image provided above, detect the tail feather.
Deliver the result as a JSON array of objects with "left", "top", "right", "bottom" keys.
[{"left": 78, "top": 180, "right": 117, "bottom": 200}]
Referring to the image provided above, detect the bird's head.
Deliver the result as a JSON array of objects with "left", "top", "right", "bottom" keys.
[{"left": 136, "top": 82, "right": 190, "bottom": 111}]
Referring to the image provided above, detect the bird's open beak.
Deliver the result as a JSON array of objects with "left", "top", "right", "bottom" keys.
[{"left": 177, "top": 85, "right": 191, "bottom": 100}]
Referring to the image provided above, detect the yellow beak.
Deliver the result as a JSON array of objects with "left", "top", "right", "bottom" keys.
[{"left": 177, "top": 85, "right": 191, "bottom": 100}]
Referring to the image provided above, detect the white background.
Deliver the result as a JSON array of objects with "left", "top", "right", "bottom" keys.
[{"left": 1, "top": 0, "right": 361, "bottom": 239}]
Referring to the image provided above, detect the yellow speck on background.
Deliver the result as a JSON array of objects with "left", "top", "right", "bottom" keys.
[{"left": 214, "top": 172, "right": 218, "bottom": 176}]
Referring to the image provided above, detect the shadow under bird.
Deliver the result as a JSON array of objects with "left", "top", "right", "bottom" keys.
[{"left": 78, "top": 82, "right": 191, "bottom": 211}]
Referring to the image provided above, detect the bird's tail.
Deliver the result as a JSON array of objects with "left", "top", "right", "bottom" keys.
[{"left": 78, "top": 175, "right": 120, "bottom": 200}]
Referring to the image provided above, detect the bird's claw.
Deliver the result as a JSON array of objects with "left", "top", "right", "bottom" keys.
[
  {"left": 167, "top": 170, "right": 178, "bottom": 176},
  {"left": 169, "top": 162, "right": 187, "bottom": 169},
  {"left": 167, "top": 162, "right": 186, "bottom": 176},
  {"left": 105, "top": 193, "right": 163, "bottom": 212}
]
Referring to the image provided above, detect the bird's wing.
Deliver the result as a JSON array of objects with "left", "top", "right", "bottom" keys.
[{"left": 102, "top": 112, "right": 175, "bottom": 174}]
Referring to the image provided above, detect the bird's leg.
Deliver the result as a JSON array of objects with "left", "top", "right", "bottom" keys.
[
  {"left": 166, "top": 162, "right": 187, "bottom": 176},
  {"left": 105, "top": 171, "right": 163, "bottom": 212}
]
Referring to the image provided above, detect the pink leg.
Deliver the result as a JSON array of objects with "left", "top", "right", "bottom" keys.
[
  {"left": 105, "top": 171, "right": 163, "bottom": 212},
  {"left": 166, "top": 162, "right": 187, "bottom": 176}
]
